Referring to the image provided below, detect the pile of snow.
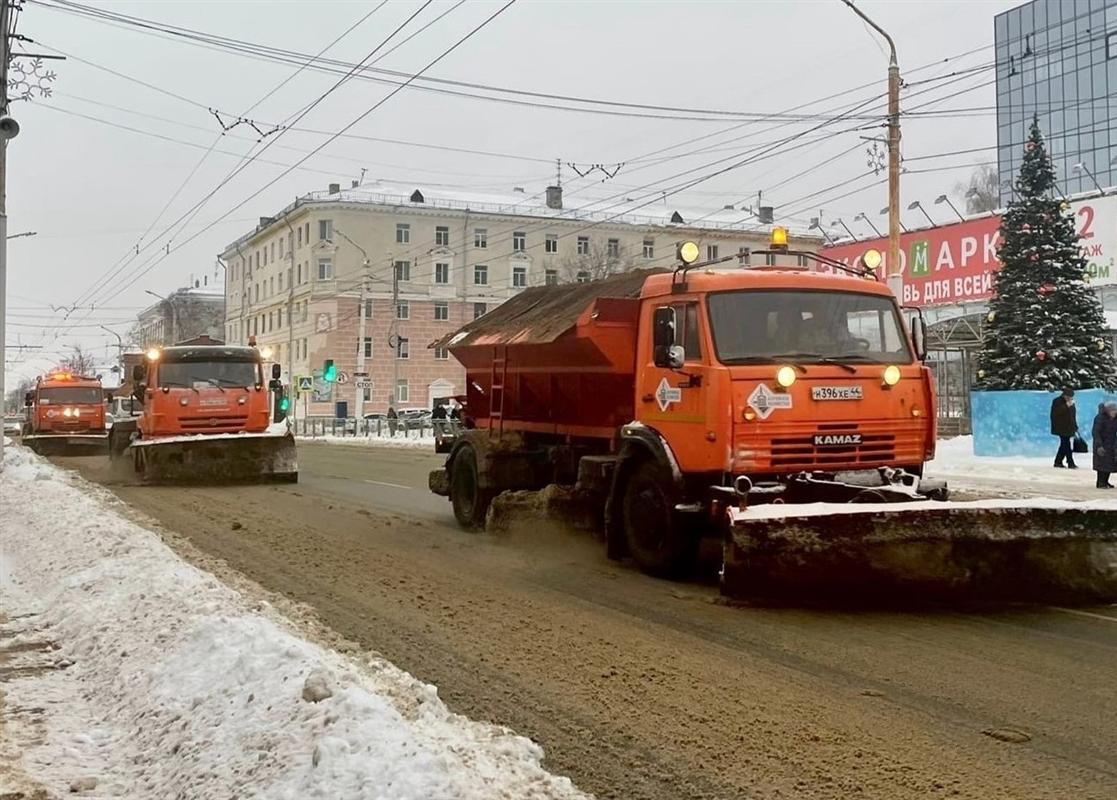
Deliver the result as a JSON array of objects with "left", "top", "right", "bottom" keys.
[
  {"left": 930, "top": 435, "right": 1083, "bottom": 486},
  {"left": 0, "top": 445, "right": 586, "bottom": 799},
  {"left": 298, "top": 433, "right": 436, "bottom": 450}
]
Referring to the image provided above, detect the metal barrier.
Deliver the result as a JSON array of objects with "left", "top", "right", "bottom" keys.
[{"left": 292, "top": 417, "right": 461, "bottom": 440}]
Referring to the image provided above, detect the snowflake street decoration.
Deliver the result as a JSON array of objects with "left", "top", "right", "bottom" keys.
[{"left": 8, "top": 57, "right": 56, "bottom": 102}]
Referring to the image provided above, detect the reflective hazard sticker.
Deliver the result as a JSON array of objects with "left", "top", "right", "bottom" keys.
[
  {"left": 655, "top": 377, "right": 683, "bottom": 411},
  {"left": 747, "top": 383, "right": 792, "bottom": 420}
]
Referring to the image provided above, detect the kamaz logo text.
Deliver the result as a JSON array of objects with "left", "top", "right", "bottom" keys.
[{"left": 812, "top": 433, "right": 862, "bottom": 447}]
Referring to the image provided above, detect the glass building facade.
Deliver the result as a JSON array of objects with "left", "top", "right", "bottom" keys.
[{"left": 995, "top": 0, "right": 1117, "bottom": 203}]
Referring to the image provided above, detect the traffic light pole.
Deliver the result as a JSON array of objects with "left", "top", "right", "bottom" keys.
[{"left": 355, "top": 259, "right": 369, "bottom": 419}]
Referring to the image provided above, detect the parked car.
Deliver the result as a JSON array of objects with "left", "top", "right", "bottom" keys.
[{"left": 3, "top": 415, "right": 23, "bottom": 436}]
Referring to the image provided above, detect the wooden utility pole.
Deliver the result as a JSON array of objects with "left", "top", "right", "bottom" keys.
[{"left": 0, "top": 0, "right": 11, "bottom": 468}]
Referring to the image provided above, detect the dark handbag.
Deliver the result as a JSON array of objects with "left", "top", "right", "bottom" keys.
[{"left": 1073, "top": 435, "right": 1089, "bottom": 454}]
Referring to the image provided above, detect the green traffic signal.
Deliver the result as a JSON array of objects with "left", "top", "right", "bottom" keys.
[
  {"left": 323, "top": 359, "right": 337, "bottom": 382},
  {"left": 279, "top": 396, "right": 290, "bottom": 412}
]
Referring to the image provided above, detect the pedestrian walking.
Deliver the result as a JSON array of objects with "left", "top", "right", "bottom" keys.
[
  {"left": 387, "top": 406, "right": 398, "bottom": 438},
  {"left": 1050, "top": 388, "right": 1079, "bottom": 469},
  {"left": 431, "top": 402, "right": 447, "bottom": 436},
  {"left": 1092, "top": 401, "right": 1117, "bottom": 489}
]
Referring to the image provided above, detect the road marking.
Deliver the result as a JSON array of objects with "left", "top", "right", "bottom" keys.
[
  {"left": 363, "top": 479, "right": 413, "bottom": 490},
  {"left": 1048, "top": 606, "right": 1117, "bottom": 624}
]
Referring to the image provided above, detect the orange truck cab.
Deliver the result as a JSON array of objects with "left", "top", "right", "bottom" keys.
[
  {"left": 432, "top": 246, "right": 946, "bottom": 578},
  {"left": 22, "top": 372, "right": 109, "bottom": 454}
]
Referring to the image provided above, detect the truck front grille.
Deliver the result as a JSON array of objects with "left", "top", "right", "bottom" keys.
[{"left": 179, "top": 415, "right": 248, "bottom": 432}]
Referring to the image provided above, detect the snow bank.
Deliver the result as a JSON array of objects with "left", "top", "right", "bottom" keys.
[
  {"left": 297, "top": 433, "right": 436, "bottom": 450},
  {"left": 0, "top": 445, "right": 586, "bottom": 800},
  {"left": 930, "top": 435, "right": 1084, "bottom": 486}
]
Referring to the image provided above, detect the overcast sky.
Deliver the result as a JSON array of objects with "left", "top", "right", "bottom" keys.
[{"left": 5, "top": 0, "right": 1021, "bottom": 387}]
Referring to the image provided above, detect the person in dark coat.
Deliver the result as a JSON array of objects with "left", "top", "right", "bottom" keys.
[
  {"left": 1092, "top": 401, "right": 1117, "bottom": 489},
  {"left": 387, "top": 406, "right": 398, "bottom": 438},
  {"left": 1050, "top": 388, "right": 1079, "bottom": 469}
]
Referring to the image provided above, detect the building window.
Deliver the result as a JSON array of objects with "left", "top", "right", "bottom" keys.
[
  {"left": 545, "top": 234, "right": 558, "bottom": 254},
  {"left": 362, "top": 387, "right": 372, "bottom": 402},
  {"left": 278, "top": 273, "right": 284, "bottom": 293},
  {"left": 396, "top": 338, "right": 409, "bottom": 360},
  {"left": 364, "top": 298, "right": 373, "bottom": 318},
  {"left": 576, "top": 271, "right": 590, "bottom": 283},
  {"left": 474, "top": 228, "right": 488, "bottom": 248},
  {"left": 363, "top": 337, "right": 372, "bottom": 358},
  {"left": 268, "top": 312, "right": 273, "bottom": 331},
  {"left": 296, "top": 262, "right": 302, "bottom": 284},
  {"left": 254, "top": 285, "right": 259, "bottom": 302},
  {"left": 545, "top": 269, "right": 558, "bottom": 285},
  {"left": 577, "top": 236, "right": 590, "bottom": 255},
  {"left": 396, "top": 223, "right": 410, "bottom": 244},
  {"left": 512, "top": 266, "right": 527, "bottom": 288},
  {"left": 297, "top": 227, "right": 302, "bottom": 247},
  {"left": 797, "top": 254, "right": 809, "bottom": 267},
  {"left": 474, "top": 264, "right": 488, "bottom": 286},
  {"left": 318, "top": 219, "right": 333, "bottom": 241},
  {"left": 435, "top": 346, "right": 449, "bottom": 360},
  {"left": 765, "top": 253, "right": 777, "bottom": 266},
  {"left": 436, "top": 226, "right": 450, "bottom": 247},
  {"left": 277, "top": 310, "right": 282, "bottom": 329},
  {"left": 317, "top": 258, "right": 333, "bottom": 280},
  {"left": 396, "top": 379, "right": 409, "bottom": 403},
  {"left": 270, "top": 277, "right": 275, "bottom": 295},
  {"left": 396, "top": 300, "right": 410, "bottom": 320},
  {"left": 301, "top": 338, "right": 307, "bottom": 359},
  {"left": 279, "top": 239, "right": 284, "bottom": 259},
  {"left": 271, "top": 242, "right": 276, "bottom": 261},
  {"left": 302, "top": 301, "right": 309, "bottom": 322},
  {"left": 1108, "top": 32, "right": 1117, "bottom": 60},
  {"left": 513, "top": 231, "right": 526, "bottom": 252},
  {"left": 643, "top": 238, "right": 654, "bottom": 259},
  {"left": 434, "top": 262, "right": 450, "bottom": 284},
  {"left": 434, "top": 301, "right": 449, "bottom": 320},
  {"left": 304, "top": 223, "right": 310, "bottom": 244},
  {"left": 707, "top": 244, "right": 719, "bottom": 260},
  {"left": 607, "top": 238, "right": 619, "bottom": 258},
  {"left": 394, "top": 260, "right": 411, "bottom": 282},
  {"left": 473, "top": 302, "right": 487, "bottom": 319}
]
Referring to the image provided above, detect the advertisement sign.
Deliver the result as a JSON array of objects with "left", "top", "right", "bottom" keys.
[{"left": 822, "top": 195, "right": 1117, "bottom": 307}]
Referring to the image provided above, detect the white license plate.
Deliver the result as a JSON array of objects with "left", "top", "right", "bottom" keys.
[{"left": 811, "top": 386, "right": 863, "bottom": 401}]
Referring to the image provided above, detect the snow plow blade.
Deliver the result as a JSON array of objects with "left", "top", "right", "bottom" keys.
[
  {"left": 723, "top": 500, "right": 1117, "bottom": 605},
  {"left": 23, "top": 433, "right": 110, "bottom": 456},
  {"left": 130, "top": 433, "right": 298, "bottom": 485}
]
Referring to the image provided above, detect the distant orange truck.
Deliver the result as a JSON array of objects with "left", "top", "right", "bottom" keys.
[{"left": 22, "top": 371, "right": 110, "bottom": 454}]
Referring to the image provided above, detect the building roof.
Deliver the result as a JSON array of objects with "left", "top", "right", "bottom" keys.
[{"left": 223, "top": 180, "right": 820, "bottom": 254}]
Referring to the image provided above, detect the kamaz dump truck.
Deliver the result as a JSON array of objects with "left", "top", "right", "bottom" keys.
[
  {"left": 109, "top": 343, "right": 297, "bottom": 484},
  {"left": 22, "top": 371, "right": 110, "bottom": 455},
  {"left": 430, "top": 237, "right": 1117, "bottom": 603}
]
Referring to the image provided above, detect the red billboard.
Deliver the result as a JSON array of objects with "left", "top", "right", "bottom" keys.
[{"left": 821, "top": 196, "right": 1116, "bottom": 307}]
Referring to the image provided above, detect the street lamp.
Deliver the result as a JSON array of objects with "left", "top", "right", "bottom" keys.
[
  {"left": 99, "top": 325, "right": 123, "bottom": 378},
  {"left": 907, "top": 200, "right": 936, "bottom": 227},
  {"left": 833, "top": 218, "right": 858, "bottom": 242},
  {"left": 880, "top": 206, "right": 909, "bottom": 233},
  {"left": 853, "top": 212, "right": 882, "bottom": 238},
  {"left": 334, "top": 227, "right": 374, "bottom": 419},
  {"left": 1072, "top": 162, "right": 1105, "bottom": 196},
  {"left": 144, "top": 289, "right": 178, "bottom": 345},
  {"left": 934, "top": 194, "right": 966, "bottom": 223},
  {"left": 842, "top": 0, "right": 902, "bottom": 299},
  {"left": 6, "top": 230, "right": 35, "bottom": 240},
  {"left": 808, "top": 218, "right": 836, "bottom": 245}
]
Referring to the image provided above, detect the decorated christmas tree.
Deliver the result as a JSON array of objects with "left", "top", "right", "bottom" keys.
[{"left": 975, "top": 117, "right": 1117, "bottom": 391}]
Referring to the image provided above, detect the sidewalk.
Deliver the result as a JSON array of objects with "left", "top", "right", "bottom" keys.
[{"left": 0, "top": 445, "right": 586, "bottom": 800}]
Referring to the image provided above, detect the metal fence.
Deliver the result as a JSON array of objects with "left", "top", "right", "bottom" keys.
[{"left": 292, "top": 417, "right": 461, "bottom": 439}]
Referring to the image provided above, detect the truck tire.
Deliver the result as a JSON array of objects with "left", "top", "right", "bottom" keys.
[
  {"left": 450, "top": 444, "right": 493, "bottom": 529},
  {"left": 621, "top": 460, "right": 697, "bottom": 578}
]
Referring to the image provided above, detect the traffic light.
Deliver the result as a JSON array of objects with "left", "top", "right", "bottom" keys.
[
  {"left": 273, "top": 387, "right": 289, "bottom": 423},
  {"left": 323, "top": 359, "right": 337, "bottom": 382}
]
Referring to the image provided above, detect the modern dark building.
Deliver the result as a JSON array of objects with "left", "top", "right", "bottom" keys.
[{"left": 995, "top": 0, "right": 1117, "bottom": 203}]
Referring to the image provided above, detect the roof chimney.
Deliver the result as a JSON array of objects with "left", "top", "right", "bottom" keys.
[
  {"left": 328, "top": 183, "right": 340, "bottom": 194},
  {"left": 545, "top": 185, "right": 563, "bottom": 210}
]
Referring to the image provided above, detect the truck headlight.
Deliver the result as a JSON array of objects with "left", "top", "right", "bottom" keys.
[
  {"left": 882, "top": 365, "right": 901, "bottom": 386},
  {"left": 776, "top": 366, "right": 797, "bottom": 388},
  {"left": 63, "top": 408, "right": 73, "bottom": 417}
]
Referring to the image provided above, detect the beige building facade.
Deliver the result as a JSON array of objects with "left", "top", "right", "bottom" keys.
[{"left": 220, "top": 181, "right": 820, "bottom": 418}]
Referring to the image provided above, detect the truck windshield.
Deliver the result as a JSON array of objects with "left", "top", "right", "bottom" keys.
[
  {"left": 158, "top": 360, "right": 259, "bottom": 388},
  {"left": 39, "top": 387, "right": 102, "bottom": 404},
  {"left": 707, "top": 290, "right": 912, "bottom": 365}
]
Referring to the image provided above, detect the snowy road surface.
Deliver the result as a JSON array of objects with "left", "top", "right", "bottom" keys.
[
  {"left": 0, "top": 446, "right": 586, "bottom": 800},
  {"left": 37, "top": 441, "right": 1117, "bottom": 800}
]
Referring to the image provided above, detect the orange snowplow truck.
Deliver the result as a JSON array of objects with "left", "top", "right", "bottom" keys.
[
  {"left": 108, "top": 344, "right": 297, "bottom": 484},
  {"left": 22, "top": 371, "right": 109, "bottom": 454}
]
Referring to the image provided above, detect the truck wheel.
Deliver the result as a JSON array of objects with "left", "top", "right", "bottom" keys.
[
  {"left": 450, "top": 445, "right": 492, "bottom": 529},
  {"left": 621, "top": 460, "right": 697, "bottom": 578}
]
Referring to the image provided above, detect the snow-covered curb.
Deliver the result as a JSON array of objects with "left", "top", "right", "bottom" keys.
[
  {"left": 0, "top": 446, "right": 586, "bottom": 799},
  {"left": 298, "top": 434, "right": 436, "bottom": 450}
]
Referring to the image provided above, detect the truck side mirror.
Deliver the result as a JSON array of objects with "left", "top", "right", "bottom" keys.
[
  {"left": 910, "top": 316, "right": 928, "bottom": 362},
  {"left": 652, "top": 306, "right": 678, "bottom": 368},
  {"left": 271, "top": 363, "right": 282, "bottom": 380}
]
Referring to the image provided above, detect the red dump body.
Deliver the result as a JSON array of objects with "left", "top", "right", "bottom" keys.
[{"left": 447, "top": 271, "right": 653, "bottom": 441}]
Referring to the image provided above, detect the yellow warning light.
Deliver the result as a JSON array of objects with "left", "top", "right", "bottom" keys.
[
  {"left": 769, "top": 227, "right": 789, "bottom": 251},
  {"left": 146, "top": 348, "right": 161, "bottom": 361},
  {"left": 861, "top": 249, "right": 883, "bottom": 270},
  {"left": 677, "top": 241, "right": 700, "bottom": 265},
  {"left": 776, "top": 365, "right": 797, "bottom": 388}
]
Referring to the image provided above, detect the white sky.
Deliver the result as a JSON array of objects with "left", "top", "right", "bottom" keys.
[{"left": 5, "top": 0, "right": 1021, "bottom": 386}]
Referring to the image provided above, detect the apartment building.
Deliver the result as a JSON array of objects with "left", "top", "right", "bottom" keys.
[
  {"left": 134, "top": 282, "right": 226, "bottom": 348},
  {"left": 220, "top": 180, "right": 818, "bottom": 417}
]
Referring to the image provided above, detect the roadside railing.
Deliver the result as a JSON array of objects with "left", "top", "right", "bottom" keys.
[{"left": 292, "top": 417, "right": 461, "bottom": 440}]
